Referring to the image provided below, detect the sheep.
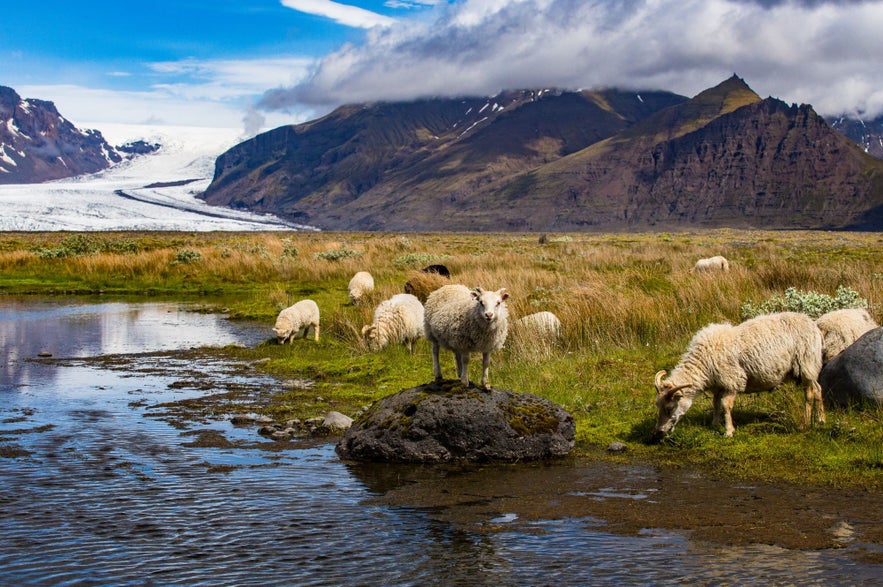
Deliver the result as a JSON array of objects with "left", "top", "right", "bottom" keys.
[
  {"left": 348, "top": 271, "right": 375, "bottom": 305},
  {"left": 816, "top": 308, "right": 878, "bottom": 363},
  {"left": 692, "top": 255, "right": 730, "bottom": 273},
  {"left": 424, "top": 284, "right": 510, "bottom": 390},
  {"left": 421, "top": 264, "right": 451, "bottom": 278},
  {"left": 653, "top": 311, "right": 824, "bottom": 439},
  {"left": 509, "top": 311, "right": 562, "bottom": 354},
  {"left": 404, "top": 270, "right": 450, "bottom": 303},
  {"left": 361, "top": 293, "right": 425, "bottom": 352},
  {"left": 273, "top": 299, "right": 320, "bottom": 344}
]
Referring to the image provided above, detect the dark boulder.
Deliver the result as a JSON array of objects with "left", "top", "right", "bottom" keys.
[
  {"left": 819, "top": 327, "right": 883, "bottom": 407},
  {"left": 336, "top": 380, "right": 575, "bottom": 463}
]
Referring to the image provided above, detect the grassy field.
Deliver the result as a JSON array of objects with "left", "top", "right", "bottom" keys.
[{"left": 1, "top": 229, "right": 882, "bottom": 488}]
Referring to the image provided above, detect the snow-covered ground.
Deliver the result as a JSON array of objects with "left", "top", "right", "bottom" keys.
[{"left": 0, "top": 124, "right": 313, "bottom": 231}]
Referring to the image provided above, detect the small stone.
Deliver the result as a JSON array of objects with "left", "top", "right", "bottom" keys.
[
  {"left": 323, "top": 411, "right": 354, "bottom": 432},
  {"left": 37, "top": 352, "right": 52, "bottom": 358},
  {"left": 270, "top": 431, "right": 290, "bottom": 441},
  {"left": 230, "top": 415, "right": 255, "bottom": 426},
  {"left": 257, "top": 425, "right": 276, "bottom": 437},
  {"left": 607, "top": 442, "right": 628, "bottom": 453},
  {"left": 255, "top": 415, "right": 275, "bottom": 425}
]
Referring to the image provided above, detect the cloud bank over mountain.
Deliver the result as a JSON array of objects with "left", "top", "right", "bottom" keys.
[{"left": 261, "top": 0, "right": 883, "bottom": 119}]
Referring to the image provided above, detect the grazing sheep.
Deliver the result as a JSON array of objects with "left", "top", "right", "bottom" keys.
[
  {"left": 348, "top": 271, "right": 375, "bottom": 305},
  {"left": 361, "top": 293, "right": 425, "bottom": 352},
  {"left": 273, "top": 299, "right": 320, "bottom": 344},
  {"left": 404, "top": 270, "right": 450, "bottom": 303},
  {"left": 692, "top": 255, "right": 730, "bottom": 273},
  {"left": 510, "top": 311, "right": 562, "bottom": 351},
  {"left": 424, "top": 284, "right": 510, "bottom": 390},
  {"left": 421, "top": 264, "right": 451, "bottom": 278},
  {"left": 654, "top": 311, "right": 824, "bottom": 439},
  {"left": 816, "top": 308, "right": 878, "bottom": 363}
]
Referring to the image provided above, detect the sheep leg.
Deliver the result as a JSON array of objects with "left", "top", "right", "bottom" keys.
[
  {"left": 431, "top": 341, "right": 443, "bottom": 381},
  {"left": 313, "top": 323, "right": 320, "bottom": 342},
  {"left": 721, "top": 394, "right": 736, "bottom": 437},
  {"left": 458, "top": 353, "right": 470, "bottom": 387},
  {"left": 712, "top": 392, "right": 722, "bottom": 428},
  {"left": 806, "top": 380, "right": 825, "bottom": 426},
  {"left": 480, "top": 352, "right": 492, "bottom": 390}
]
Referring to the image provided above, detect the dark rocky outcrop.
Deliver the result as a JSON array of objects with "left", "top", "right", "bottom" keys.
[
  {"left": 336, "top": 380, "right": 575, "bottom": 463},
  {"left": 0, "top": 85, "right": 121, "bottom": 184},
  {"left": 819, "top": 327, "right": 883, "bottom": 407},
  {"left": 202, "top": 76, "right": 883, "bottom": 231}
]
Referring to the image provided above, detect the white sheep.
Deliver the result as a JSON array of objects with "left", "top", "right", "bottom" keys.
[
  {"left": 692, "top": 255, "right": 730, "bottom": 273},
  {"left": 424, "top": 284, "right": 510, "bottom": 390},
  {"left": 816, "top": 308, "right": 878, "bottom": 363},
  {"left": 348, "top": 271, "right": 375, "bottom": 305},
  {"left": 514, "top": 311, "right": 561, "bottom": 341},
  {"left": 361, "top": 293, "right": 425, "bottom": 352},
  {"left": 272, "top": 299, "right": 320, "bottom": 344},
  {"left": 654, "top": 311, "right": 824, "bottom": 438}
]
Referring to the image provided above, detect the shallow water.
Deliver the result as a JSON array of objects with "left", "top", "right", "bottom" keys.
[{"left": 0, "top": 299, "right": 880, "bottom": 586}]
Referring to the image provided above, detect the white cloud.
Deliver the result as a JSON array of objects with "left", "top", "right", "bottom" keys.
[
  {"left": 280, "top": 0, "right": 395, "bottom": 28},
  {"left": 260, "top": 0, "right": 883, "bottom": 118}
]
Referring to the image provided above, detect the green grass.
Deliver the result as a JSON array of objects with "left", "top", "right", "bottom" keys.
[{"left": 2, "top": 229, "right": 882, "bottom": 488}]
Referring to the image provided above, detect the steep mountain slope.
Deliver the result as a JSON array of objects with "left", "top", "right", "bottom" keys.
[
  {"left": 0, "top": 86, "right": 121, "bottom": 184},
  {"left": 203, "top": 76, "right": 883, "bottom": 231},
  {"left": 828, "top": 115, "right": 883, "bottom": 159},
  {"left": 202, "top": 89, "right": 686, "bottom": 225}
]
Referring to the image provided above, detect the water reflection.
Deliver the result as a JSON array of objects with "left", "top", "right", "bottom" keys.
[{"left": 0, "top": 299, "right": 881, "bottom": 586}]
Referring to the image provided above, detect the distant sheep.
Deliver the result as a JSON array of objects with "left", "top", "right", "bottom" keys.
[
  {"left": 816, "top": 308, "right": 878, "bottom": 363},
  {"left": 361, "top": 293, "right": 425, "bottom": 352},
  {"left": 654, "top": 311, "right": 824, "bottom": 438},
  {"left": 424, "top": 284, "right": 510, "bottom": 390},
  {"left": 348, "top": 271, "right": 375, "bottom": 305},
  {"left": 692, "top": 256, "right": 730, "bottom": 273},
  {"left": 404, "top": 270, "right": 450, "bottom": 303},
  {"left": 510, "top": 311, "right": 562, "bottom": 349},
  {"left": 273, "top": 299, "right": 320, "bottom": 344},
  {"left": 421, "top": 264, "right": 451, "bottom": 278}
]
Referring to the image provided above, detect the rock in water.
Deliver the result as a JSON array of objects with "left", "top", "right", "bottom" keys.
[
  {"left": 819, "top": 327, "right": 883, "bottom": 407},
  {"left": 336, "top": 380, "right": 575, "bottom": 463}
]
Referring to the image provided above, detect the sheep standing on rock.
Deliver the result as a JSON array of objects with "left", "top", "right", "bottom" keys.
[
  {"left": 273, "top": 299, "right": 320, "bottom": 344},
  {"left": 692, "top": 256, "right": 730, "bottom": 273},
  {"left": 348, "top": 271, "right": 374, "bottom": 305},
  {"left": 362, "top": 293, "right": 425, "bottom": 352},
  {"left": 424, "top": 284, "right": 510, "bottom": 390},
  {"left": 654, "top": 311, "right": 824, "bottom": 438},
  {"left": 816, "top": 308, "right": 878, "bottom": 363}
]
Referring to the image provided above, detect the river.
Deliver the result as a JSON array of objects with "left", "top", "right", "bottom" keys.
[{"left": 1, "top": 299, "right": 880, "bottom": 586}]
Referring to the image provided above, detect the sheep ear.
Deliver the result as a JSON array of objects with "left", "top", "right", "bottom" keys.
[
  {"left": 360, "top": 325, "right": 373, "bottom": 336},
  {"left": 498, "top": 288, "right": 509, "bottom": 301},
  {"left": 471, "top": 288, "right": 483, "bottom": 299}
]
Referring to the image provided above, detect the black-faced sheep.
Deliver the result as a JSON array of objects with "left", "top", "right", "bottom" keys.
[
  {"left": 692, "top": 256, "right": 730, "bottom": 273},
  {"left": 361, "top": 293, "right": 425, "bottom": 352},
  {"left": 273, "top": 299, "right": 320, "bottom": 344},
  {"left": 654, "top": 311, "right": 824, "bottom": 439},
  {"left": 348, "top": 271, "right": 374, "bottom": 305},
  {"left": 816, "top": 308, "right": 878, "bottom": 363},
  {"left": 424, "top": 284, "right": 509, "bottom": 390}
]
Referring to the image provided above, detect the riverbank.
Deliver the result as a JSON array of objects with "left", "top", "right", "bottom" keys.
[{"left": 1, "top": 229, "right": 881, "bottom": 489}]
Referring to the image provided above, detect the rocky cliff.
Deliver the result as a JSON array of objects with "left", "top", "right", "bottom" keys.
[{"left": 0, "top": 86, "right": 121, "bottom": 184}]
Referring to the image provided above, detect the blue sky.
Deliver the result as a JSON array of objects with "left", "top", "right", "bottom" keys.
[{"left": 4, "top": 0, "right": 883, "bottom": 137}]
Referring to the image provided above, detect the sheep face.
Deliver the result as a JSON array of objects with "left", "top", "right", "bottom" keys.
[
  {"left": 653, "top": 371, "right": 694, "bottom": 438},
  {"left": 361, "top": 324, "right": 385, "bottom": 351},
  {"left": 470, "top": 287, "right": 509, "bottom": 323}
]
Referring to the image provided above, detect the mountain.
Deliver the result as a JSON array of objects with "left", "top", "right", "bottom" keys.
[
  {"left": 202, "top": 76, "right": 883, "bottom": 231},
  {"left": 0, "top": 86, "right": 122, "bottom": 184},
  {"left": 828, "top": 115, "right": 883, "bottom": 159}
]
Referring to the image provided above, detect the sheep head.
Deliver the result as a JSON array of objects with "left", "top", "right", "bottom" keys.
[
  {"left": 653, "top": 370, "right": 694, "bottom": 438},
  {"left": 471, "top": 287, "right": 510, "bottom": 323}
]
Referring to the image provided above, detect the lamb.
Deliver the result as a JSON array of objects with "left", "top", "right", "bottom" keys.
[
  {"left": 361, "top": 293, "right": 425, "bottom": 352},
  {"left": 816, "top": 308, "right": 878, "bottom": 363},
  {"left": 654, "top": 311, "right": 824, "bottom": 439},
  {"left": 273, "top": 299, "right": 320, "bottom": 344},
  {"left": 348, "top": 271, "right": 375, "bottom": 305},
  {"left": 424, "top": 284, "right": 510, "bottom": 390},
  {"left": 692, "top": 256, "right": 730, "bottom": 273}
]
